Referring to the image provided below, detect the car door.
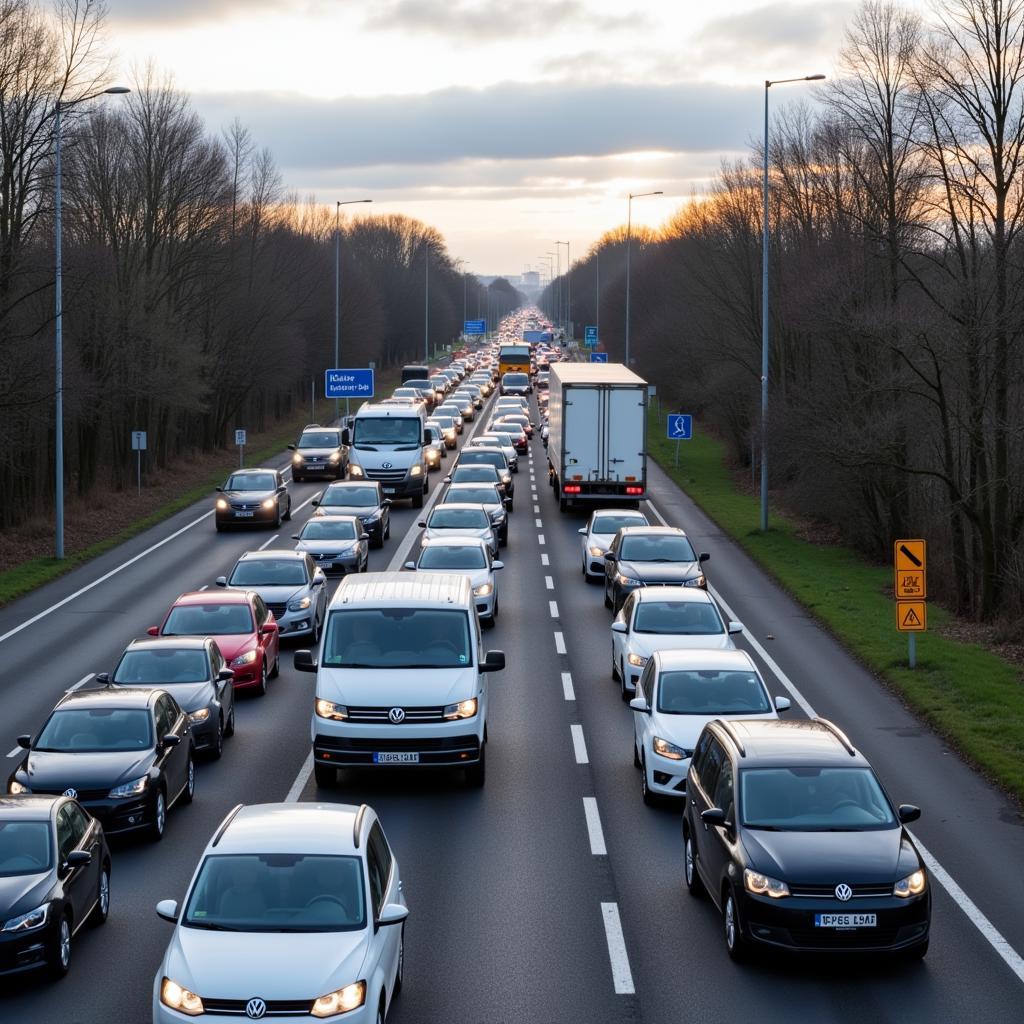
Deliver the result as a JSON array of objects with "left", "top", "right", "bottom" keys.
[
  {"left": 276, "top": 471, "right": 288, "bottom": 516},
  {"left": 253, "top": 595, "right": 277, "bottom": 668},
  {"left": 55, "top": 803, "right": 94, "bottom": 926},
  {"left": 152, "top": 697, "right": 177, "bottom": 797},
  {"left": 306, "top": 555, "right": 326, "bottom": 625},
  {"left": 367, "top": 822, "right": 402, "bottom": 992},
  {"left": 209, "top": 642, "right": 233, "bottom": 720},
  {"left": 605, "top": 533, "right": 620, "bottom": 591},
  {"left": 705, "top": 753, "right": 737, "bottom": 892},
  {"left": 162, "top": 694, "right": 190, "bottom": 797},
  {"left": 612, "top": 592, "right": 634, "bottom": 667},
  {"left": 691, "top": 736, "right": 726, "bottom": 901}
]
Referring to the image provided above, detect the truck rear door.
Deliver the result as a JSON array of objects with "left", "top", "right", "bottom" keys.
[{"left": 605, "top": 387, "right": 646, "bottom": 485}]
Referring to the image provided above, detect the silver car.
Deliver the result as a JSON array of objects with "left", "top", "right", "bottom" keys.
[
  {"left": 442, "top": 482, "right": 509, "bottom": 546},
  {"left": 292, "top": 515, "right": 369, "bottom": 575},
  {"left": 418, "top": 503, "right": 498, "bottom": 558},
  {"left": 405, "top": 536, "right": 503, "bottom": 623},
  {"left": 578, "top": 508, "right": 650, "bottom": 580},
  {"left": 216, "top": 550, "right": 327, "bottom": 641}
]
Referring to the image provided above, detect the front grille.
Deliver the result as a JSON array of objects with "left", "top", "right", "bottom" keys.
[
  {"left": 203, "top": 997, "right": 312, "bottom": 1017},
  {"left": 266, "top": 603, "right": 287, "bottom": 619},
  {"left": 365, "top": 468, "right": 406, "bottom": 482},
  {"left": 789, "top": 884, "right": 895, "bottom": 899},
  {"left": 347, "top": 706, "right": 447, "bottom": 723},
  {"left": 230, "top": 502, "right": 260, "bottom": 511}
]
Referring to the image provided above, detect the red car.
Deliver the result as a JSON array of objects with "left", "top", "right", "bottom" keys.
[{"left": 147, "top": 591, "right": 280, "bottom": 696}]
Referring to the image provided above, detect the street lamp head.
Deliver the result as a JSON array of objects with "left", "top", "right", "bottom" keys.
[
  {"left": 103, "top": 86, "right": 131, "bottom": 95},
  {"left": 806, "top": 74, "right": 826, "bottom": 81}
]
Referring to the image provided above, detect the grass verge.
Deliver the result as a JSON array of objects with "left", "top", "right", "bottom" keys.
[{"left": 648, "top": 408, "right": 1024, "bottom": 802}]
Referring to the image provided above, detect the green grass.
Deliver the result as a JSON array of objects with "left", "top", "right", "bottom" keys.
[{"left": 648, "top": 409, "right": 1024, "bottom": 801}]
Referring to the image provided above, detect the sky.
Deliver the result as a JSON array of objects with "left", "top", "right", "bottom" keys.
[{"left": 105, "top": 0, "right": 860, "bottom": 275}]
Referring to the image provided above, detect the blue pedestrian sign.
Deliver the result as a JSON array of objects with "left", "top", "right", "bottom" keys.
[
  {"left": 667, "top": 414, "right": 692, "bottom": 440},
  {"left": 584, "top": 325, "right": 598, "bottom": 348},
  {"left": 325, "top": 368, "right": 374, "bottom": 399},
  {"left": 464, "top": 319, "right": 486, "bottom": 335},
  {"left": 590, "top": 352, "right": 609, "bottom": 363}
]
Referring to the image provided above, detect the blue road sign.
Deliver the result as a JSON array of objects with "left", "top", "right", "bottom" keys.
[
  {"left": 464, "top": 319, "right": 486, "bottom": 335},
  {"left": 325, "top": 368, "right": 374, "bottom": 399},
  {"left": 590, "top": 352, "right": 609, "bottom": 363},
  {"left": 584, "top": 325, "right": 598, "bottom": 348},
  {"left": 667, "top": 414, "right": 693, "bottom": 440}
]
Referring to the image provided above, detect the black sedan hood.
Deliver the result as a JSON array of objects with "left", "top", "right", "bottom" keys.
[
  {"left": 619, "top": 560, "right": 701, "bottom": 585},
  {"left": 0, "top": 871, "right": 52, "bottom": 920},
  {"left": 18, "top": 750, "right": 155, "bottom": 792}
]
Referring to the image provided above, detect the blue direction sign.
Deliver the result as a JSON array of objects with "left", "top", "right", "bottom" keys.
[
  {"left": 464, "top": 319, "right": 486, "bottom": 335},
  {"left": 590, "top": 352, "right": 609, "bottom": 363},
  {"left": 325, "top": 368, "right": 374, "bottom": 399},
  {"left": 584, "top": 325, "right": 598, "bottom": 348},
  {"left": 667, "top": 414, "right": 693, "bottom": 440}
]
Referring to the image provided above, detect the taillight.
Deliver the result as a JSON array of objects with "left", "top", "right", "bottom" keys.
[
  {"left": 625, "top": 486, "right": 644, "bottom": 496},
  {"left": 563, "top": 485, "right": 582, "bottom": 494}
]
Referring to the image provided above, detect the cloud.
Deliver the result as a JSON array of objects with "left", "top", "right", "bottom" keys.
[{"left": 108, "top": 0, "right": 291, "bottom": 24}]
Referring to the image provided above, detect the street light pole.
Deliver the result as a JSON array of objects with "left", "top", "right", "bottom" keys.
[
  {"left": 625, "top": 190, "right": 662, "bottom": 369},
  {"left": 333, "top": 198, "right": 372, "bottom": 423},
  {"left": 760, "top": 74, "right": 824, "bottom": 531},
  {"left": 54, "top": 86, "right": 130, "bottom": 560},
  {"left": 424, "top": 243, "right": 430, "bottom": 362},
  {"left": 556, "top": 241, "right": 571, "bottom": 339},
  {"left": 595, "top": 246, "right": 601, "bottom": 344}
]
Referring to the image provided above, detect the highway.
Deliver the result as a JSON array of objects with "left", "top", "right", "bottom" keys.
[{"left": 1, "top": 384, "right": 1022, "bottom": 1023}]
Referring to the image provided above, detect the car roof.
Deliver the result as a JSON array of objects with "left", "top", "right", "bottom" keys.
[
  {"left": 430, "top": 502, "right": 487, "bottom": 513},
  {"left": 652, "top": 648, "right": 754, "bottom": 671},
  {"left": 227, "top": 468, "right": 276, "bottom": 477},
  {"left": 56, "top": 686, "right": 160, "bottom": 710},
  {"left": 617, "top": 525, "right": 687, "bottom": 537},
  {"left": 447, "top": 482, "right": 499, "bottom": 490},
  {"left": 592, "top": 508, "right": 647, "bottom": 520},
  {"left": 0, "top": 795, "right": 64, "bottom": 819},
  {"left": 710, "top": 719, "right": 867, "bottom": 768},
  {"left": 125, "top": 636, "right": 210, "bottom": 652},
  {"left": 235, "top": 549, "right": 306, "bottom": 561},
  {"left": 213, "top": 803, "right": 373, "bottom": 856},
  {"left": 419, "top": 535, "right": 488, "bottom": 550},
  {"left": 173, "top": 590, "right": 252, "bottom": 606},
  {"left": 302, "top": 514, "right": 361, "bottom": 526},
  {"left": 632, "top": 586, "right": 714, "bottom": 605},
  {"left": 325, "top": 480, "right": 379, "bottom": 491},
  {"left": 332, "top": 570, "right": 472, "bottom": 607}
]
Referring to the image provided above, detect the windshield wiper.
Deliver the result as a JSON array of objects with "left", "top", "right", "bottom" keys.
[
  {"left": 186, "top": 921, "right": 241, "bottom": 931},
  {"left": 353, "top": 444, "right": 379, "bottom": 451},
  {"left": 744, "top": 824, "right": 785, "bottom": 831}
]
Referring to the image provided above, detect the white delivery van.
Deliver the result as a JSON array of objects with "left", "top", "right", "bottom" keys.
[
  {"left": 342, "top": 402, "right": 430, "bottom": 507},
  {"left": 295, "top": 572, "right": 505, "bottom": 788}
]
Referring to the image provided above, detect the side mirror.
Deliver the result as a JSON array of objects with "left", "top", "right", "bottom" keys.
[
  {"left": 610, "top": 621, "right": 627, "bottom": 634},
  {"left": 261, "top": 622, "right": 278, "bottom": 635},
  {"left": 774, "top": 695, "right": 791, "bottom": 712},
  {"left": 578, "top": 527, "right": 587, "bottom": 535},
  {"left": 291, "top": 534, "right": 301, "bottom": 540},
  {"left": 701, "top": 807, "right": 727, "bottom": 827},
  {"left": 423, "top": 430, "right": 431, "bottom": 445},
  {"left": 699, "top": 552, "right": 710, "bottom": 563},
  {"left": 147, "top": 626, "right": 160, "bottom": 637},
  {"left": 215, "top": 576, "right": 228, "bottom": 588},
  {"left": 312, "top": 571, "right": 326, "bottom": 585},
  {"left": 360, "top": 533, "right": 370, "bottom": 541},
  {"left": 480, "top": 650, "right": 505, "bottom": 673},
  {"left": 156, "top": 899, "right": 179, "bottom": 923},
  {"left": 503, "top": 497, "right": 511, "bottom": 506},
  {"left": 16, "top": 734, "right": 31, "bottom": 750},
  {"left": 628, "top": 697, "right": 650, "bottom": 714},
  {"left": 727, "top": 621, "right": 744, "bottom": 635},
  {"left": 492, "top": 561, "right": 504, "bottom": 570},
  {"left": 163, "top": 734, "right": 181, "bottom": 748},
  {"left": 294, "top": 650, "right": 318, "bottom": 673},
  {"left": 417, "top": 521, "right": 427, "bottom": 528},
  {"left": 898, "top": 804, "right": 921, "bottom": 824},
  {"left": 377, "top": 902, "right": 410, "bottom": 928},
  {"left": 218, "top": 668, "right": 235, "bottom": 681},
  {"left": 311, "top": 499, "right": 320, "bottom": 507},
  {"left": 95, "top": 672, "right": 111, "bottom": 685},
  {"left": 604, "top": 552, "right": 616, "bottom": 562},
  {"left": 66, "top": 850, "right": 92, "bottom": 867},
  {"left": 404, "top": 561, "right": 416, "bottom": 570},
  {"left": 383, "top": 499, "right": 393, "bottom": 507},
  {"left": 214, "top": 486, "right": 223, "bottom": 493},
  {"left": 340, "top": 428, "right": 351, "bottom": 446},
  {"left": 443, "top": 476, "right": 452, "bottom": 484},
  {"left": 287, "top": 444, "right": 296, "bottom": 451}
]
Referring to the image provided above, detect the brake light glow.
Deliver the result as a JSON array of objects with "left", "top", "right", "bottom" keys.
[
  {"left": 563, "top": 485, "right": 582, "bottom": 494},
  {"left": 625, "top": 486, "right": 644, "bottom": 495}
]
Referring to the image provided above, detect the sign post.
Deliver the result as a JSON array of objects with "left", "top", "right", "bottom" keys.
[
  {"left": 894, "top": 539, "right": 927, "bottom": 667},
  {"left": 131, "top": 431, "right": 147, "bottom": 496},
  {"left": 584, "top": 325, "right": 598, "bottom": 348},
  {"left": 235, "top": 429, "right": 246, "bottom": 468},
  {"left": 667, "top": 414, "right": 692, "bottom": 467}
]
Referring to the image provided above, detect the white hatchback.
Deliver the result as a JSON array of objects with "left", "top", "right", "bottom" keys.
[
  {"left": 152, "top": 802, "right": 407, "bottom": 1023},
  {"left": 578, "top": 508, "right": 649, "bottom": 580},
  {"left": 405, "top": 536, "right": 503, "bottom": 623},
  {"left": 629, "top": 649, "right": 790, "bottom": 805}
]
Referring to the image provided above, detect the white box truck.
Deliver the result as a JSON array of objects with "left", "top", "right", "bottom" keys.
[{"left": 547, "top": 363, "right": 648, "bottom": 511}]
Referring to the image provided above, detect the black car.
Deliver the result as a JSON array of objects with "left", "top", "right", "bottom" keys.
[
  {"left": 101, "top": 637, "right": 236, "bottom": 759},
  {"left": 457, "top": 448, "right": 514, "bottom": 495},
  {"left": 311, "top": 481, "right": 391, "bottom": 548},
  {"left": 604, "top": 526, "right": 709, "bottom": 614},
  {"left": 0, "top": 795, "right": 110, "bottom": 979},
  {"left": 9, "top": 689, "right": 196, "bottom": 843},
  {"left": 683, "top": 718, "right": 930, "bottom": 961},
  {"left": 215, "top": 468, "right": 291, "bottom": 530},
  {"left": 444, "top": 464, "right": 512, "bottom": 510},
  {"left": 288, "top": 425, "right": 347, "bottom": 482}
]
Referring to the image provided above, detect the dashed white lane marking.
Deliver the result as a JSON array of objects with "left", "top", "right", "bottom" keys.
[
  {"left": 545, "top": 576, "right": 554, "bottom": 589},
  {"left": 549, "top": 600, "right": 559, "bottom": 618},
  {"left": 6, "top": 746, "right": 21, "bottom": 759},
  {"left": 643, "top": 496, "right": 1024, "bottom": 986},
  {"left": 601, "top": 903, "right": 635, "bottom": 995},
  {"left": 198, "top": 584, "right": 209, "bottom": 591},
  {"left": 571, "top": 724, "right": 589, "bottom": 764},
  {"left": 554, "top": 631, "right": 566, "bottom": 654},
  {"left": 541, "top": 553, "right": 550, "bottom": 566},
  {"left": 285, "top": 752, "right": 313, "bottom": 802},
  {"left": 534, "top": 505, "right": 540, "bottom": 513},
  {"left": 538, "top": 534, "right": 546, "bottom": 545},
  {"left": 583, "top": 797, "right": 607, "bottom": 855},
  {"left": 258, "top": 534, "right": 279, "bottom": 551},
  {"left": 561, "top": 672, "right": 575, "bottom": 700},
  {"left": 535, "top": 518, "right": 543, "bottom": 528}
]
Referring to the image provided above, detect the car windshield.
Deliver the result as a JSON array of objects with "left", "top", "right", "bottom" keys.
[
  {"left": 446, "top": 487, "right": 498, "bottom": 505},
  {"left": 352, "top": 417, "right": 421, "bottom": 446},
  {"left": 114, "top": 649, "right": 208, "bottom": 684},
  {"left": 184, "top": 853, "right": 366, "bottom": 933},
  {"left": 322, "top": 608, "right": 472, "bottom": 668},
  {"left": 462, "top": 453, "right": 504, "bottom": 471},
  {"left": 503, "top": 374, "right": 529, "bottom": 387},
  {"left": 657, "top": 669, "right": 769, "bottom": 714},
  {"left": 434, "top": 416, "right": 456, "bottom": 428},
  {"left": 225, "top": 473, "right": 275, "bottom": 491},
  {"left": 429, "top": 508, "right": 488, "bottom": 529},
  {"left": 35, "top": 708, "right": 153, "bottom": 753},
  {"left": 634, "top": 601, "right": 723, "bottom": 635},
  {"left": 301, "top": 520, "right": 357, "bottom": 540},
  {"left": 0, "top": 822, "right": 52, "bottom": 877},
  {"left": 163, "top": 603, "right": 254, "bottom": 636},
  {"left": 593, "top": 514, "right": 646, "bottom": 536},
  {"left": 452, "top": 468, "right": 497, "bottom": 483},
  {"left": 323, "top": 486, "right": 377, "bottom": 508},
  {"left": 619, "top": 535, "right": 696, "bottom": 562},
  {"left": 229, "top": 559, "right": 308, "bottom": 587},
  {"left": 741, "top": 767, "right": 898, "bottom": 831},
  {"left": 298, "top": 432, "right": 339, "bottom": 448},
  {"left": 419, "top": 545, "right": 487, "bottom": 570}
]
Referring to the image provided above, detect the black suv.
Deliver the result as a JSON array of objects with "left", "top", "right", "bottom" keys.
[
  {"left": 683, "top": 718, "right": 929, "bottom": 961},
  {"left": 604, "top": 526, "right": 709, "bottom": 614},
  {"left": 288, "top": 425, "right": 347, "bottom": 482}
]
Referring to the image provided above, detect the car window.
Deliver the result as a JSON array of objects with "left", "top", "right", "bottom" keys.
[
  {"left": 298, "top": 431, "right": 341, "bottom": 448},
  {"left": 0, "top": 821, "right": 52, "bottom": 876},
  {"left": 210, "top": 644, "right": 224, "bottom": 676},
  {"left": 633, "top": 601, "right": 723, "bottom": 635},
  {"left": 429, "top": 508, "right": 489, "bottom": 529},
  {"left": 419, "top": 545, "right": 487, "bottom": 570},
  {"left": 301, "top": 519, "right": 358, "bottom": 540},
  {"left": 446, "top": 487, "right": 499, "bottom": 504},
  {"left": 225, "top": 472, "right": 275, "bottom": 491},
  {"left": 35, "top": 708, "right": 153, "bottom": 753},
  {"left": 636, "top": 661, "right": 655, "bottom": 702},
  {"left": 697, "top": 738, "right": 726, "bottom": 798},
  {"left": 56, "top": 805, "right": 77, "bottom": 864},
  {"left": 114, "top": 648, "right": 209, "bottom": 684},
  {"left": 713, "top": 758, "right": 735, "bottom": 819},
  {"left": 593, "top": 514, "right": 645, "bottom": 535},
  {"left": 323, "top": 486, "right": 378, "bottom": 507},
  {"left": 621, "top": 593, "right": 636, "bottom": 628},
  {"left": 253, "top": 596, "right": 269, "bottom": 628},
  {"left": 164, "top": 603, "right": 254, "bottom": 636},
  {"left": 323, "top": 608, "right": 473, "bottom": 669},
  {"left": 690, "top": 730, "right": 714, "bottom": 781},
  {"left": 657, "top": 670, "right": 770, "bottom": 715},
  {"left": 229, "top": 559, "right": 308, "bottom": 587},
  {"left": 619, "top": 535, "right": 697, "bottom": 562},
  {"left": 366, "top": 822, "right": 392, "bottom": 916},
  {"left": 64, "top": 802, "right": 90, "bottom": 848},
  {"left": 154, "top": 696, "right": 173, "bottom": 740}
]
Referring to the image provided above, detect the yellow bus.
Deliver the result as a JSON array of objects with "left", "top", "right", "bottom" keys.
[{"left": 498, "top": 344, "right": 530, "bottom": 375}]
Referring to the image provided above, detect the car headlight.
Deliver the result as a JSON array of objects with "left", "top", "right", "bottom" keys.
[
  {"left": 188, "top": 708, "right": 210, "bottom": 724},
  {"left": 616, "top": 572, "right": 637, "bottom": 586},
  {"left": 893, "top": 869, "right": 927, "bottom": 898},
  {"left": 8, "top": 779, "right": 30, "bottom": 794},
  {"left": 2, "top": 903, "right": 48, "bottom": 933},
  {"left": 288, "top": 595, "right": 313, "bottom": 611},
  {"left": 348, "top": 464, "right": 364, "bottom": 477},
  {"left": 684, "top": 574, "right": 707, "bottom": 588},
  {"left": 410, "top": 464, "right": 423, "bottom": 476},
  {"left": 329, "top": 451, "right": 342, "bottom": 463},
  {"left": 443, "top": 698, "right": 478, "bottom": 720},
  {"left": 589, "top": 545, "right": 605, "bottom": 557},
  {"left": 108, "top": 775, "right": 149, "bottom": 799},
  {"left": 261, "top": 498, "right": 276, "bottom": 509},
  {"left": 311, "top": 980, "right": 366, "bottom": 1018},
  {"left": 627, "top": 653, "right": 648, "bottom": 667},
  {"left": 652, "top": 736, "right": 690, "bottom": 761},
  {"left": 231, "top": 650, "right": 258, "bottom": 667},
  {"left": 743, "top": 868, "right": 789, "bottom": 899},
  {"left": 292, "top": 453, "right": 303, "bottom": 464},
  {"left": 160, "top": 977, "right": 204, "bottom": 1017},
  {"left": 315, "top": 699, "right": 349, "bottom": 721},
  {"left": 215, "top": 498, "right": 228, "bottom": 510},
  {"left": 473, "top": 583, "right": 493, "bottom": 597}
]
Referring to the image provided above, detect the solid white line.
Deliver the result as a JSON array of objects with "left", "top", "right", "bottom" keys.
[
  {"left": 549, "top": 600, "right": 559, "bottom": 618},
  {"left": 198, "top": 584, "right": 209, "bottom": 591},
  {"left": 583, "top": 797, "right": 607, "bottom": 855},
  {"left": 538, "top": 534, "right": 545, "bottom": 545},
  {"left": 570, "top": 724, "right": 589, "bottom": 764},
  {"left": 67, "top": 673, "right": 95, "bottom": 692},
  {"left": 541, "top": 553, "right": 550, "bottom": 566},
  {"left": 6, "top": 746, "right": 23, "bottom": 759},
  {"left": 545, "top": 575, "right": 554, "bottom": 590},
  {"left": 258, "top": 533, "right": 280, "bottom": 551},
  {"left": 285, "top": 752, "right": 314, "bottom": 802},
  {"left": 554, "top": 631, "right": 566, "bottom": 654},
  {"left": 561, "top": 671, "right": 575, "bottom": 700},
  {"left": 643, "top": 495, "right": 1024, "bottom": 984},
  {"left": 600, "top": 903, "right": 635, "bottom": 995}
]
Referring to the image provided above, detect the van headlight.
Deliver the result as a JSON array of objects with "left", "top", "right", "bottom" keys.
[
  {"left": 315, "top": 699, "right": 349, "bottom": 721},
  {"left": 348, "top": 464, "right": 364, "bottom": 478},
  {"left": 443, "top": 698, "right": 478, "bottom": 720},
  {"left": 893, "top": 869, "right": 927, "bottom": 898},
  {"left": 292, "top": 453, "right": 303, "bottom": 464},
  {"left": 329, "top": 451, "right": 342, "bottom": 463},
  {"left": 311, "top": 980, "right": 365, "bottom": 1017},
  {"left": 410, "top": 464, "right": 423, "bottom": 476},
  {"left": 160, "top": 978, "right": 204, "bottom": 1017}
]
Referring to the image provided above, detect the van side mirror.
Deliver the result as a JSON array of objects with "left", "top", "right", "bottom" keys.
[
  {"left": 898, "top": 804, "right": 921, "bottom": 824},
  {"left": 294, "top": 650, "right": 318, "bottom": 673},
  {"left": 341, "top": 428, "right": 351, "bottom": 446},
  {"left": 699, "top": 552, "right": 710, "bottom": 563},
  {"left": 480, "top": 650, "right": 505, "bottom": 673},
  {"left": 423, "top": 430, "right": 431, "bottom": 445}
]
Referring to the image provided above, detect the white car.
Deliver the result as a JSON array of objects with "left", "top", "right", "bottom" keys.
[
  {"left": 578, "top": 508, "right": 649, "bottom": 580},
  {"left": 152, "top": 802, "right": 408, "bottom": 1023},
  {"left": 611, "top": 587, "right": 742, "bottom": 698},
  {"left": 418, "top": 503, "right": 498, "bottom": 557},
  {"left": 405, "top": 536, "right": 503, "bottom": 623},
  {"left": 629, "top": 649, "right": 790, "bottom": 805}
]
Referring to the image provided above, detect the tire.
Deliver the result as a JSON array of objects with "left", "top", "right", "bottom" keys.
[
  {"left": 181, "top": 754, "right": 196, "bottom": 804},
  {"left": 215, "top": 522, "right": 225, "bottom": 533},
  {"left": 283, "top": 500, "right": 292, "bottom": 522},
  {"left": 612, "top": 652, "right": 620, "bottom": 682},
  {"left": 90, "top": 864, "right": 111, "bottom": 926},
  {"left": 604, "top": 581, "right": 613, "bottom": 609},
  {"left": 147, "top": 788, "right": 167, "bottom": 843},
  {"left": 491, "top": 595, "right": 499, "bottom": 620},
  {"left": 633, "top": 741, "right": 641, "bottom": 769},
  {"left": 47, "top": 912, "right": 72, "bottom": 979},
  {"left": 310, "top": 611, "right": 321, "bottom": 645},
  {"left": 224, "top": 703, "right": 236, "bottom": 737},
  {"left": 620, "top": 666, "right": 630, "bottom": 703},
  {"left": 384, "top": 520, "right": 391, "bottom": 540},
  {"left": 559, "top": 497, "right": 567, "bottom": 512},
  {"left": 465, "top": 744, "right": 486, "bottom": 788},
  {"left": 411, "top": 489, "right": 424, "bottom": 509},
  {"left": 255, "top": 660, "right": 268, "bottom": 697},
  {"left": 684, "top": 831, "right": 706, "bottom": 899},
  {"left": 641, "top": 756, "right": 658, "bottom": 807},
  {"left": 272, "top": 507, "right": 281, "bottom": 529},
  {"left": 314, "top": 760, "right": 336, "bottom": 788},
  {"left": 394, "top": 925, "right": 405, "bottom": 994},
  {"left": 724, "top": 889, "right": 748, "bottom": 962},
  {"left": 210, "top": 720, "right": 224, "bottom": 760},
  {"left": 269, "top": 652, "right": 280, "bottom": 679},
  {"left": 371, "top": 532, "right": 384, "bottom": 550}
]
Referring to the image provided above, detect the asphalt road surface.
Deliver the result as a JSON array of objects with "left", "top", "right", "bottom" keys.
[{"left": 1, "top": 390, "right": 1022, "bottom": 1023}]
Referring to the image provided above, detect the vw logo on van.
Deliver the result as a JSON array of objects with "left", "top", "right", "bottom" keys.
[
  {"left": 388, "top": 707, "right": 406, "bottom": 724},
  {"left": 381, "top": 462, "right": 393, "bottom": 469},
  {"left": 245, "top": 998, "right": 267, "bottom": 1019},
  {"left": 63, "top": 788, "right": 77, "bottom": 798},
  {"left": 835, "top": 883, "right": 853, "bottom": 902}
]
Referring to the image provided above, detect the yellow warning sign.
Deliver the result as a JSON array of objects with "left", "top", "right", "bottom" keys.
[
  {"left": 894, "top": 539, "right": 927, "bottom": 600},
  {"left": 897, "top": 600, "right": 927, "bottom": 632},
  {"left": 894, "top": 540, "right": 926, "bottom": 573},
  {"left": 896, "top": 570, "right": 926, "bottom": 599}
]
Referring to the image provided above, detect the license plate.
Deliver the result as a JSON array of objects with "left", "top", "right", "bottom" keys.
[
  {"left": 306, "top": 465, "right": 324, "bottom": 470},
  {"left": 317, "top": 559, "right": 335, "bottom": 567},
  {"left": 383, "top": 488, "right": 396, "bottom": 495},
  {"left": 815, "top": 913, "right": 876, "bottom": 928},
  {"left": 234, "top": 511, "right": 254, "bottom": 518},
  {"left": 373, "top": 752, "right": 419, "bottom": 764}
]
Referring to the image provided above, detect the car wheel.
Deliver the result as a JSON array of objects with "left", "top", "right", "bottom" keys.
[
  {"left": 148, "top": 788, "right": 167, "bottom": 843},
  {"left": 641, "top": 756, "right": 657, "bottom": 807},
  {"left": 181, "top": 754, "right": 196, "bottom": 804},
  {"left": 611, "top": 652, "right": 620, "bottom": 681},
  {"left": 384, "top": 519, "right": 391, "bottom": 540},
  {"left": 620, "top": 666, "right": 630, "bottom": 703},
  {"left": 310, "top": 613, "right": 320, "bottom": 645},
  {"left": 684, "top": 831, "right": 706, "bottom": 899},
  {"left": 465, "top": 744, "right": 486, "bottom": 788},
  {"left": 371, "top": 531, "right": 384, "bottom": 550},
  {"left": 210, "top": 720, "right": 224, "bottom": 760},
  {"left": 633, "top": 738, "right": 642, "bottom": 768},
  {"left": 559, "top": 497, "right": 567, "bottom": 512},
  {"left": 48, "top": 912, "right": 72, "bottom": 979},
  {"left": 724, "top": 889, "right": 748, "bottom": 961},
  {"left": 314, "top": 761, "right": 336, "bottom": 788},
  {"left": 224, "top": 703, "right": 236, "bottom": 737},
  {"left": 411, "top": 489, "right": 424, "bottom": 509},
  {"left": 215, "top": 522, "right": 225, "bottom": 533},
  {"left": 395, "top": 925, "right": 405, "bottom": 993},
  {"left": 491, "top": 595, "right": 499, "bottom": 620},
  {"left": 91, "top": 863, "right": 111, "bottom": 925},
  {"left": 255, "top": 660, "right": 268, "bottom": 697},
  {"left": 269, "top": 651, "right": 280, "bottom": 679},
  {"left": 283, "top": 500, "right": 292, "bottom": 522},
  {"left": 604, "top": 581, "right": 613, "bottom": 609}
]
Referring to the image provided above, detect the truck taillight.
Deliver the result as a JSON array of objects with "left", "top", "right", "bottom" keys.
[
  {"left": 625, "top": 486, "right": 644, "bottom": 496},
  {"left": 563, "top": 485, "right": 582, "bottom": 494}
]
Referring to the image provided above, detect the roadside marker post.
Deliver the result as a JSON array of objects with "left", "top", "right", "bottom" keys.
[
  {"left": 235, "top": 429, "right": 246, "bottom": 468},
  {"left": 131, "top": 431, "right": 147, "bottom": 495},
  {"left": 894, "top": 540, "right": 927, "bottom": 667}
]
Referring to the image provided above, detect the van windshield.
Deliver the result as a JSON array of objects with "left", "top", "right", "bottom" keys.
[
  {"left": 352, "top": 417, "right": 421, "bottom": 447},
  {"left": 322, "top": 608, "right": 472, "bottom": 668}
]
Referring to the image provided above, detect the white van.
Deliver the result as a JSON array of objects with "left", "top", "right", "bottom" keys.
[
  {"left": 342, "top": 402, "right": 430, "bottom": 507},
  {"left": 295, "top": 572, "right": 505, "bottom": 788}
]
